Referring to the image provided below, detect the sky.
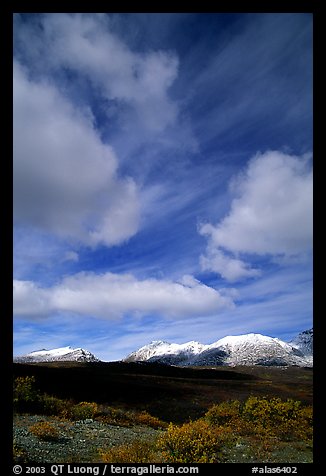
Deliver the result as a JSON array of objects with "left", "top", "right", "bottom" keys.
[{"left": 13, "top": 13, "right": 313, "bottom": 361}]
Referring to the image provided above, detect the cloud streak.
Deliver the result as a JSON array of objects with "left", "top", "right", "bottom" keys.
[{"left": 185, "top": 14, "right": 312, "bottom": 150}]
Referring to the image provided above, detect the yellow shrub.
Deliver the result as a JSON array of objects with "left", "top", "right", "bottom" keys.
[
  {"left": 242, "top": 396, "right": 299, "bottom": 425},
  {"left": 241, "top": 396, "right": 312, "bottom": 442},
  {"left": 204, "top": 396, "right": 313, "bottom": 444},
  {"left": 157, "top": 419, "right": 234, "bottom": 463},
  {"left": 205, "top": 400, "right": 241, "bottom": 426},
  {"left": 71, "top": 401, "right": 99, "bottom": 420},
  {"left": 100, "top": 440, "right": 161, "bottom": 463},
  {"left": 29, "top": 421, "right": 60, "bottom": 441},
  {"left": 282, "top": 405, "right": 313, "bottom": 442},
  {"left": 132, "top": 411, "right": 168, "bottom": 429},
  {"left": 97, "top": 407, "right": 167, "bottom": 429}
]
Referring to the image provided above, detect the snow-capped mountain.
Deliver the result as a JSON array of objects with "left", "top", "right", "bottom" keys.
[
  {"left": 289, "top": 328, "right": 313, "bottom": 356},
  {"left": 125, "top": 340, "right": 207, "bottom": 365},
  {"left": 124, "top": 330, "right": 313, "bottom": 367},
  {"left": 14, "top": 346, "right": 100, "bottom": 363}
]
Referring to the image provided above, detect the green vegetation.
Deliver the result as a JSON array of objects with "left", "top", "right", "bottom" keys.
[
  {"left": 13, "top": 376, "right": 39, "bottom": 412},
  {"left": 13, "top": 374, "right": 313, "bottom": 463},
  {"left": 39, "top": 394, "right": 69, "bottom": 417}
]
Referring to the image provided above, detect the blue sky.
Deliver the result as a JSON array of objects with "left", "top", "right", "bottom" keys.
[{"left": 13, "top": 13, "right": 313, "bottom": 361}]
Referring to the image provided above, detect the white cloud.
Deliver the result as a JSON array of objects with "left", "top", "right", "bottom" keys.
[
  {"left": 13, "top": 14, "right": 183, "bottom": 248},
  {"left": 199, "top": 151, "right": 313, "bottom": 281},
  {"left": 13, "top": 280, "right": 51, "bottom": 317},
  {"left": 200, "top": 249, "right": 261, "bottom": 282},
  {"left": 13, "top": 272, "right": 234, "bottom": 319},
  {"left": 13, "top": 61, "right": 140, "bottom": 246},
  {"left": 14, "top": 13, "right": 179, "bottom": 132}
]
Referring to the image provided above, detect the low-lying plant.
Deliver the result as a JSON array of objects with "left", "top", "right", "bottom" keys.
[
  {"left": 157, "top": 419, "right": 234, "bottom": 463},
  {"left": 13, "top": 376, "right": 167, "bottom": 429},
  {"left": 39, "top": 394, "right": 69, "bottom": 417},
  {"left": 205, "top": 396, "right": 313, "bottom": 443},
  {"left": 29, "top": 421, "right": 60, "bottom": 441},
  {"left": 99, "top": 440, "right": 162, "bottom": 463},
  {"left": 14, "top": 376, "right": 313, "bottom": 463},
  {"left": 14, "top": 376, "right": 40, "bottom": 413},
  {"left": 70, "top": 402, "right": 99, "bottom": 421}
]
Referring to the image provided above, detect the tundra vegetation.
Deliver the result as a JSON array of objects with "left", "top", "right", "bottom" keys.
[{"left": 13, "top": 375, "right": 312, "bottom": 463}]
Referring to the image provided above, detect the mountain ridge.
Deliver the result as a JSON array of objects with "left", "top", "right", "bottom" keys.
[
  {"left": 14, "top": 329, "right": 313, "bottom": 367},
  {"left": 14, "top": 346, "right": 99, "bottom": 363},
  {"left": 124, "top": 329, "right": 313, "bottom": 367}
]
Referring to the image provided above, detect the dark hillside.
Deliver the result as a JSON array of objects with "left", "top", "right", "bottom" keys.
[{"left": 13, "top": 362, "right": 312, "bottom": 423}]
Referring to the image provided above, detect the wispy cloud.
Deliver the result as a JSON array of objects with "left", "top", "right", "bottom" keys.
[
  {"left": 183, "top": 14, "right": 312, "bottom": 150},
  {"left": 63, "top": 251, "right": 79, "bottom": 263}
]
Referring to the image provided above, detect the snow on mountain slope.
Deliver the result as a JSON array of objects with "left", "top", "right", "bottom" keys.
[
  {"left": 124, "top": 340, "right": 207, "bottom": 362},
  {"left": 124, "top": 331, "right": 313, "bottom": 367},
  {"left": 194, "top": 333, "right": 308, "bottom": 367},
  {"left": 289, "top": 328, "right": 313, "bottom": 356},
  {"left": 14, "top": 346, "right": 100, "bottom": 363}
]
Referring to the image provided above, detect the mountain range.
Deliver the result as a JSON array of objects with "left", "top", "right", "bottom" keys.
[
  {"left": 124, "top": 329, "right": 313, "bottom": 367},
  {"left": 14, "top": 329, "right": 313, "bottom": 367},
  {"left": 13, "top": 346, "right": 99, "bottom": 363}
]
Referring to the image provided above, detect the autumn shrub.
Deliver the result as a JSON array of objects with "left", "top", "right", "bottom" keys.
[
  {"left": 157, "top": 419, "right": 234, "bottom": 463},
  {"left": 96, "top": 406, "right": 131, "bottom": 426},
  {"left": 205, "top": 400, "right": 241, "bottom": 426},
  {"left": 278, "top": 405, "right": 313, "bottom": 442},
  {"left": 39, "top": 394, "right": 69, "bottom": 417},
  {"left": 96, "top": 406, "right": 167, "bottom": 429},
  {"left": 241, "top": 396, "right": 312, "bottom": 442},
  {"left": 29, "top": 421, "right": 60, "bottom": 441},
  {"left": 131, "top": 411, "right": 168, "bottom": 429},
  {"left": 99, "top": 440, "right": 162, "bottom": 463},
  {"left": 71, "top": 401, "right": 99, "bottom": 420},
  {"left": 204, "top": 396, "right": 313, "bottom": 446},
  {"left": 13, "top": 376, "right": 40, "bottom": 412}
]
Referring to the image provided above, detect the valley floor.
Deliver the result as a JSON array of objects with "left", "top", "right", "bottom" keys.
[
  {"left": 14, "top": 414, "right": 160, "bottom": 463},
  {"left": 13, "top": 362, "right": 313, "bottom": 464},
  {"left": 13, "top": 362, "right": 313, "bottom": 423},
  {"left": 13, "top": 413, "right": 313, "bottom": 464}
]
